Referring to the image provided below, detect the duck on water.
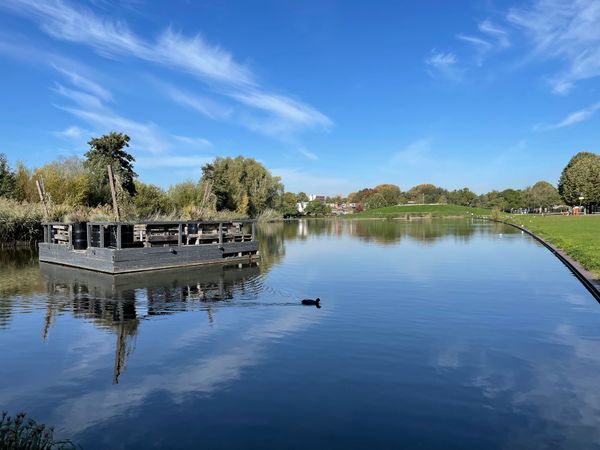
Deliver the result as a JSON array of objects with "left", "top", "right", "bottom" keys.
[{"left": 301, "top": 298, "right": 320, "bottom": 306}]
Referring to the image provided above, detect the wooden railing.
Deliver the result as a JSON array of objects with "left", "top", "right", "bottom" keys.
[{"left": 42, "top": 220, "right": 257, "bottom": 249}]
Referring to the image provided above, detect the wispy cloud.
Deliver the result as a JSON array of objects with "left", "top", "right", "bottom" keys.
[
  {"left": 2, "top": 0, "right": 332, "bottom": 137},
  {"left": 478, "top": 19, "right": 510, "bottom": 49},
  {"left": 51, "top": 66, "right": 214, "bottom": 158},
  {"left": 52, "top": 65, "right": 112, "bottom": 101},
  {"left": 425, "top": 50, "right": 461, "bottom": 80},
  {"left": 163, "top": 84, "right": 232, "bottom": 121},
  {"left": 508, "top": 0, "right": 600, "bottom": 94},
  {"left": 54, "top": 125, "right": 90, "bottom": 139},
  {"left": 298, "top": 148, "right": 318, "bottom": 161},
  {"left": 535, "top": 101, "right": 600, "bottom": 130},
  {"left": 456, "top": 34, "right": 492, "bottom": 66},
  {"left": 172, "top": 135, "right": 213, "bottom": 150},
  {"left": 390, "top": 138, "right": 436, "bottom": 167}
]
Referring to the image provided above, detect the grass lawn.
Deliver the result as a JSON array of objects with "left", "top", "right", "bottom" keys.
[
  {"left": 506, "top": 214, "right": 600, "bottom": 278},
  {"left": 352, "top": 204, "right": 491, "bottom": 218}
]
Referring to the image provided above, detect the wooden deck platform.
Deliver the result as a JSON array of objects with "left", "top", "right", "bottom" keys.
[{"left": 39, "top": 220, "right": 260, "bottom": 274}]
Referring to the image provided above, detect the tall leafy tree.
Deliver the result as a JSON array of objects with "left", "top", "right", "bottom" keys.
[
  {"left": 84, "top": 132, "right": 137, "bottom": 205},
  {"left": 201, "top": 156, "right": 283, "bottom": 217},
  {"left": 524, "top": 181, "right": 562, "bottom": 210},
  {"left": 374, "top": 184, "right": 401, "bottom": 206},
  {"left": 0, "top": 153, "right": 15, "bottom": 198},
  {"left": 447, "top": 187, "right": 477, "bottom": 206},
  {"left": 558, "top": 152, "right": 600, "bottom": 208}
]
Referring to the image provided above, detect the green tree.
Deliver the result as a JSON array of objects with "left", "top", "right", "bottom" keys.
[
  {"left": 558, "top": 152, "right": 600, "bottom": 208},
  {"left": 201, "top": 156, "right": 283, "bottom": 217},
  {"left": 280, "top": 192, "right": 300, "bottom": 217},
  {"left": 297, "top": 192, "right": 309, "bottom": 202},
  {"left": 31, "top": 157, "right": 90, "bottom": 206},
  {"left": 304, "top": 200, "right": 331, "bottom": 216},
  {"left": 477, "top": 190, "right": 507, "bottom": 210},
  {"left": 0, "top": 153, "right": 15, "bottom": 198},
  {"left": 447, "top": 187, "right": 477, "bottom": 206},
  {"left": 12, "top": 162, "right": 34, "bottom": 202},
  {"left": 364, "top": 192, "right": 387, "bottom": 209},
  {"left": 167, "top": 181, "right": 202, "bottom": 209},
  {"left": 84, "top": 132, "right": 137, "bottom": 205},
  {"left": 374, "top": 184, "right": 401, "bottom": 206},
  {"left": 499, "top": 189, "right": 525, "bottom": 211},
  {"left": 524, "top": 181, "right": 562, "bottom": 211},
  {"left": 406, "top": 184, "right": 448, "bottom": 204},
  {"left": 134, "top": 181, "right": 171, "bottom": 218}
]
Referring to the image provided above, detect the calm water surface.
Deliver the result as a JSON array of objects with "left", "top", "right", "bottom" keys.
[{"left": 1, "top": 219, "right": 600, "bottom": 449}]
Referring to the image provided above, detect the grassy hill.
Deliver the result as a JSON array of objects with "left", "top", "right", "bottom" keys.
[{"left": 352, "top": 204, "right": 491, "bottom": 218}]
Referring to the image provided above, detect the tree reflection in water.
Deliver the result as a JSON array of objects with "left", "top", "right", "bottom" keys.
[{"left": 40, "top": 262, "right": 262, "bottom": 384}]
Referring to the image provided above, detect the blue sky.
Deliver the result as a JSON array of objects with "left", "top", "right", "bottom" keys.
[{"left": 0, "top": 0, "right": 599, "bottom": 195}]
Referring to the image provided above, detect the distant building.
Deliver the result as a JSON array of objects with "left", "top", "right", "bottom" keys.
[
  {"left": 309, "top": 194, "right": 326, "bottom": 203},
  {"left": 296, "top": 201, "right": 309, "bottom": 213}
]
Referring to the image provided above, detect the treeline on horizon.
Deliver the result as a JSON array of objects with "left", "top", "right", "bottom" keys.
[
  {"left": 0, "top": 131, "right": 598, "bottom": 243},
  {"left": 295, "top": 151, "right": 600, "bottom": 214}
]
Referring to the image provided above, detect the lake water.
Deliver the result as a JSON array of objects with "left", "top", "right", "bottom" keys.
[{"left": 2, "top": 219, "right": 600, "bottom": 449}]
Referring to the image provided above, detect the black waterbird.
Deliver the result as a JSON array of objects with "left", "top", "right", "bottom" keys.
[{"left": 301, "top": 298, "right": 320, "bottom": 306}]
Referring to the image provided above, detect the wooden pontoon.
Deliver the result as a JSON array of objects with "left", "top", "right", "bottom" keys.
[{"left": 38, "top": 220, "right": 260, "bottom": 274}]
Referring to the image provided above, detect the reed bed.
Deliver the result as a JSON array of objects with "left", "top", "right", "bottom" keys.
[
  {"left": 0, "top": 198, "right": 252, "bottom": 245},
  {"left": 0, "top": 411, "right": 77, "bottom": 450}
]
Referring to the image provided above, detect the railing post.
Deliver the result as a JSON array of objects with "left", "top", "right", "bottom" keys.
[
  {"left": 218, "top": 222, "right": 223, "bottom": 245},
  {"left": 100, "top": 225, "right": 105, "bottom": 248},
  {"left": 117, "top": 224, "right": 122, "bottom": 249},
  {"left": 178, "top": 223, "right": 183, "bottom": 246},
  {"left": 43, "top": 225, "right": 48, "bottom": 243},
  {"left": 86, "top": 223, "right": 91, "bottom": 249},
  {"left": 68, "top": 224, "right": 73, "bottom": 248},
  {"left": 48, "top": 225, "right": 53, "bottom": 244},
  {"left": 251, "top": 221, "right": 256, "bottom": 241}
]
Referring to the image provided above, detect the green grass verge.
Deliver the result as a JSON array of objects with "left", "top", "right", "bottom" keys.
[
  {"left": 505, "top": 214, "right": 600, "bottom": 278},
  {"left": 352, "top": 204, "right": 491, "bottom": 218}
]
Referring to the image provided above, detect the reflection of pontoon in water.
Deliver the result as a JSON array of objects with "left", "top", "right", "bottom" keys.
[
  {"left": 39, "top": 220, "right": 260, "bottom": 274},
  {"left": 39, "top": 261, "right": 262, "bottom": 383}
]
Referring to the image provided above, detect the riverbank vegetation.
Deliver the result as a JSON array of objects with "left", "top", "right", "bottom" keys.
[
  {"left": 504, "top": 214, "right": 600, "bottom": 278},
  {"left": 0, "top": 411, "right": 77, "bottom": 450},
  {"left": 352, "top": 204, "right": 491, "bottom": 218},
  {"left": 0, "top": 133, "right": 597, "bottom": 248}
]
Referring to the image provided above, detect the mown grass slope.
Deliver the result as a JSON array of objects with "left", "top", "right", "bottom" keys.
[{"left": 506, "top": 214, "right": 600, "bottom": 278}]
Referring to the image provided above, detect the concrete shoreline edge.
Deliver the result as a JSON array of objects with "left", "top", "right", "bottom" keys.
[{"left": 495, "top": 219, "right": 600, "bottom": 303}]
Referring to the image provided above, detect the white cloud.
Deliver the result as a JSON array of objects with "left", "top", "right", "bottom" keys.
[
  {"left": 478, "top": 19, "right": 510, "bottom": 49},
  {"left": 425, "top": 50, "right": 461, "bottom": 80},
  {"left": 52, "top": 65, "right": 112, "bottom": 101},
  {"left": 536, "top": 101, "right": 600, "bottom": 130},
  {"left": 163, "top": 85, "right": 232, "bottom": 120},
  {"left": 52, "top": 68, "right": 214, "bottom": 159},
  {"left": 298, "top": 148, "right": 318, "bottom": 161},
  {"left": 172, "top": 135, "right": 213, "bottom": 150},
  {"left": 457, "top": 34, "right": 492, "bottom": 51},
  {"left": 61, "top": 107, "right": 170, "bottom": 154},
  {"left": 390, "top": 138, "right": 435, "bottom": 167},
  {"left": 2, "top": 0, "right": 332, "bottom": 137},
  {"left": 53, "top": 83, "right": 104, "bottom": 110},
  {"left": 54, "top": 125, "right": 90, "bottom": 139},
  {"left": 508, "top": 0, "right": 600, "bottom": 94}
]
